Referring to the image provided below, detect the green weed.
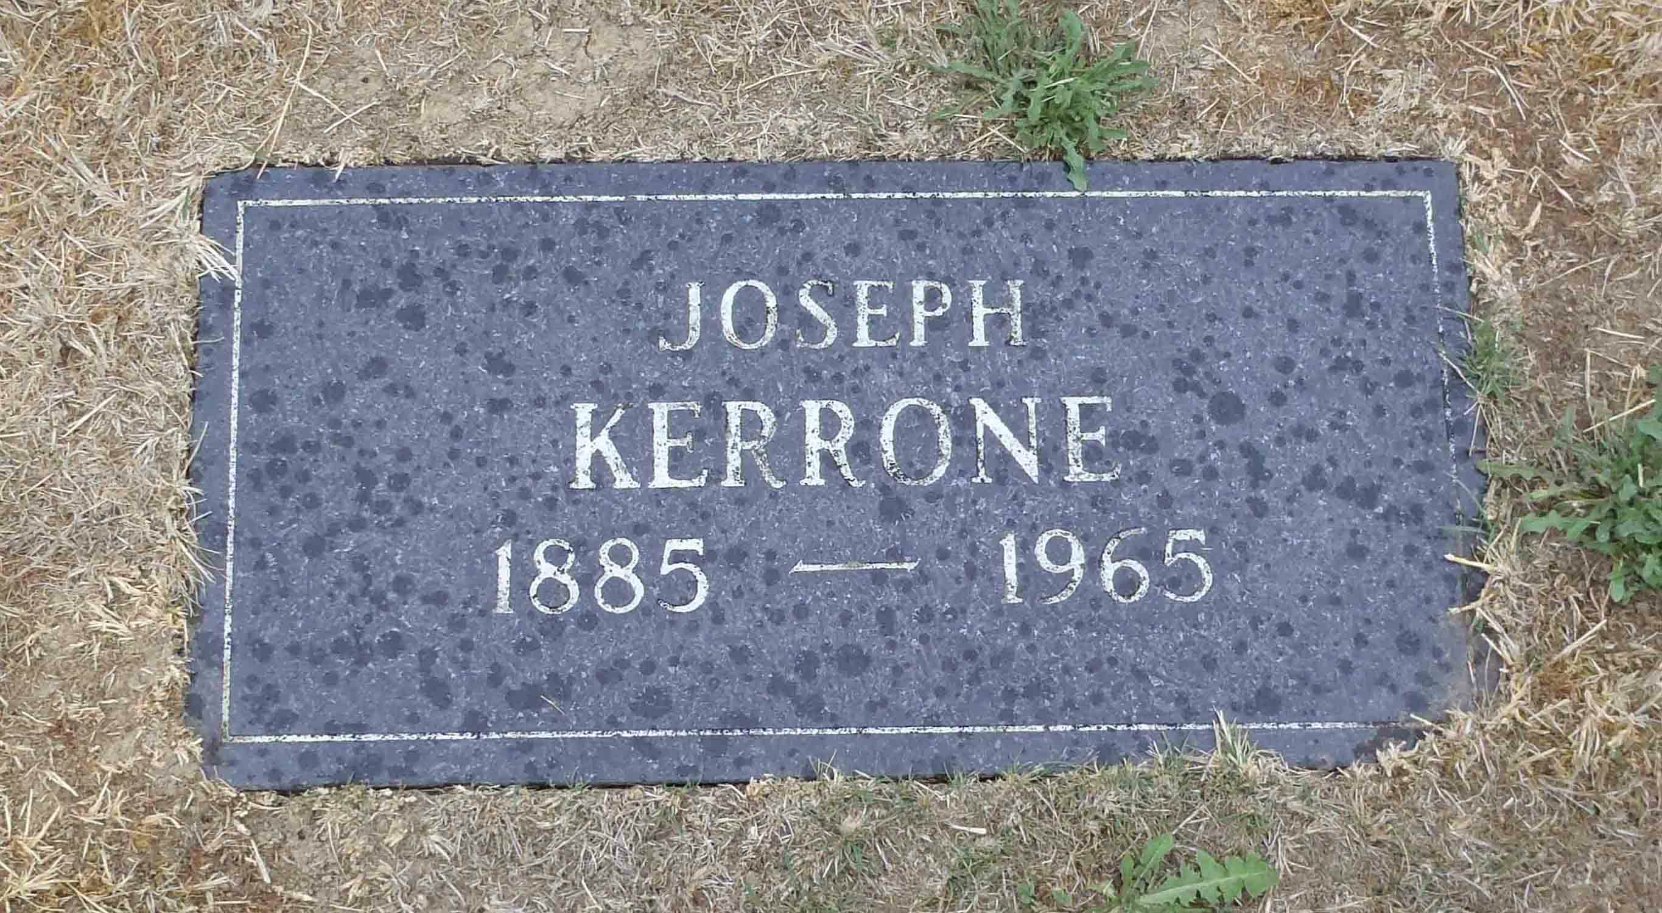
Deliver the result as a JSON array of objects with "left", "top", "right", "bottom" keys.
[
  {"left": 940, "top": 0, "right": 1153, "bottom": 189},
  {"left": 1017, "top": 834, "right": 1278, "bottom": 911},
  {"left": 1101, "top": 834, "right": 1277, "bottom": 911},
  {"left": 1463, "top": 317, "right": 1522, "bottom": 403},
  {"left": 1485, "top": 367, "right": 1662, "bottom": 603}
]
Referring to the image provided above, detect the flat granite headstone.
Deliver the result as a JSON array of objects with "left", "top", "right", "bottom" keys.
[{"left": 190, "top": 161, "right": 1484, "bottom": 789}]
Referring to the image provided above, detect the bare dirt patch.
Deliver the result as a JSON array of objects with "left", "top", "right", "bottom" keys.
[{"left": 2, "top": 1, "right": 1658, "bottom": 910}]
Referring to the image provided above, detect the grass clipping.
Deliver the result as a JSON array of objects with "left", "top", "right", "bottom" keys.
[{"left": 940, "top": 0, "right": 1152, "bottom": 188}]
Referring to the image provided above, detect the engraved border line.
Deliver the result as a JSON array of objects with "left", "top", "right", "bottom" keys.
[
  {"left": 229, "top": 719, "right": 1384, "bottom": 745},
  {"left": 250, "top": 188, "right": 1426, "bottom": 208},
  {"left": 220, "top": 187, "right": 1440, "bottom": 746},
  {"left": 222, "top": 199, "right": 247, "bottom": 740}
]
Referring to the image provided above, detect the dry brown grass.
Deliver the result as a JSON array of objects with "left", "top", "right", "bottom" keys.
[{"left": 1, "top": 0, "right": 1658, "bottom": 910}]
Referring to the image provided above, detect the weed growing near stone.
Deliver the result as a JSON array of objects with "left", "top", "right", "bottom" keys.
[
  {"left": 1488, "top": 367, "right": 1662, "bottom": 603},
  {"left": 1018, "top": 833, "right": 1278, "bottom": 911},
  {"left": 940, "top": 0, "right": 1152, "bottom": 190},
  {"left": 1464, "top": 316, "right": 1522, "bottom": 403}
]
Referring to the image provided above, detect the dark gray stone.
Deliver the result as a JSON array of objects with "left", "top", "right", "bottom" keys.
[{"left": 189, "top": 161, "right": 1484, "bottom": 789}]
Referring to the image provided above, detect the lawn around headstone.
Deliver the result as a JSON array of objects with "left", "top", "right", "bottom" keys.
[{"left": 0, "top": 1, "right": 1656, "bottom": 910}]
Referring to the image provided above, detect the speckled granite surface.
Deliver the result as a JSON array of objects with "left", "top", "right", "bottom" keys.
[{"left": 189, "top": 161, "right": 1483, "bottom": 788}]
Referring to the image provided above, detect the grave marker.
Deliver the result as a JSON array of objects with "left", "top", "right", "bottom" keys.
[{"left": 190, "top": 161, "right": 1482, "bottom": 788}]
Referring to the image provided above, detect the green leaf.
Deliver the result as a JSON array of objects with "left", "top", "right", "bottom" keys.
[
  {"left": 1062, "top": 140, "right": 1087, "bottom": 190},
  {"left": 1135, "top": 852, "right": 1278, "bottom": 907},
  {"left": 1025, "top": 85, "right": 1046, "bottom": 124},
  {"left": 1060, "top": 10, "right": 1085, "bottom": 48},
  {"left": 1138, "top": 833, "right": 1176, "bottom": 877},
  {"left": 1518, "top": 512, "right": 1563, "bottom": 534},
  {"left": 945, "top": 60, "right": 1001, "bottom": 81},
  {"left": 1479, "top": 460, "right": 1539, "bottom": 481}
]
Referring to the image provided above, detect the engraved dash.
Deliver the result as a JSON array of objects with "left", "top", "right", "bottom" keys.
[{"left": 790, "top": 559, "right": 920, "bottom": 574}]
